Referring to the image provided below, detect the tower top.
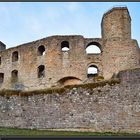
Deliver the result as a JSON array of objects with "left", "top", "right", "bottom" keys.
[
  {"left": 102, "top": 6, "right": 131, "bottom": 22},
  {"left": 101, "top": 6, "right": 131, "bottom": 40}
]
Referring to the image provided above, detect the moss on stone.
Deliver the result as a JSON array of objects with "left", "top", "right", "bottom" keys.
[
  {"left": 0, "top": 79, "right": 120, "bottom": 97},
  {"left": 95, "top": 75, "right": 104, "bottom": 82},
  {"left": 66, "top": 78, "right": 120, "bottom": 89}
]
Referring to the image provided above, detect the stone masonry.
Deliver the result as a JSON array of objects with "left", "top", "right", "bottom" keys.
[
  {"left": 0, "top": 7, "right": 139, "bottom": 91},
  {"left": 0, "top": 6, "right": 140, "bottom": 133},
  {"left": 0, "top": 68, "right": 140, "bottom": 132}
]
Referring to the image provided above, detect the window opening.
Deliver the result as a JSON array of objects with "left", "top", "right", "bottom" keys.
[
  {"left": 12, "top": 51, "right": 18, "bottom": 62},
  {"left": 38, "top": 65, "right": 45, "bottom": 78},
  {"left": 61, "top": 41, "right": 70, "bottom": 51}
]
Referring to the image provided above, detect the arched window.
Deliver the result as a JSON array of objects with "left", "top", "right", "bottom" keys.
[
  {"left": 12, "top": 51, "right": 18, "bottom": 62},
  {"left": 87, "top": 65, "right": 98, "bottom": 78},
  {"left": 11, "top": 70, "right": 18, "bottom": 82},
  {"left": 38, "top": 65, "right": 45, "bottom": 78},
  {"left": 0, "top": 73, "right": 4, "bottom": 84},
  {"left": 86, "top": 42, "right": 101, "bottom": 54},
  {"left": 38, "top": 45, "right": 45, "bottom": 56},
  {"left": 61, "top": 41, "right": 69, "bottom": 51}
]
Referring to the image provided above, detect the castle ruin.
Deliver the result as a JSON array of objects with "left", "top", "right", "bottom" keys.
[
  {"left": 0, "top": 7, "right": 139, "bottom": 91},
  {"left": 0, "top": 7, "right": 140, "bottom": 132}
]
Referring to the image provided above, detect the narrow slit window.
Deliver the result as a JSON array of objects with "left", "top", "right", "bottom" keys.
[
  {"left": 0, "top": 73, "right": 4, "bottom": 84},
  {"left": 11, "top": 70, "right": 18, "bottom": 82},
  {"left": 12, "top": 51, "right": 18, "bottom": 62},
  {"left": 38, "top": 65, "right": 45, "bottom": 78},
  {"left": 0, "top": 57, "right": 1, "bottom": 65}
]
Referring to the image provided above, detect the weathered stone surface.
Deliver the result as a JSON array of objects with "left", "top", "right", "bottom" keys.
[
  {"left": 0, "top": 7, "right": 139, "bottom": 91},
  {"left": 0, "top": 68, "right": 140, "bottom": 132},
  {"left": 0, "top": 6, "right": 139, "bottom": 133}
]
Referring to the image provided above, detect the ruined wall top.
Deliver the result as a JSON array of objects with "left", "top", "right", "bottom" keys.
[
  {"left": 0, "top": 41, "right": 6, "bottom": 51},
  {"left": 0, "top": 6, "right": 139, "bottom": 91},
  {"left": 102, "top": 7, "right": 131, "bottom": 21},
  {"left": 101, "top": 7, "right": 131, "bottom": 40}
]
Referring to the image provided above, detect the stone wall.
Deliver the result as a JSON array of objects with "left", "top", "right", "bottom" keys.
[
  {"left": 0, "top": 68, "right": 140, "bottom": 133},
  {"left": 0, "top": 36, "right": 103, "bottom": 91},
  {"left": 0, "top": 7, "right": 139, "bottom": 91}
]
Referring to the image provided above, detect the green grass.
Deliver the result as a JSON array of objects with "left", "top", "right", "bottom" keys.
[{"left": 0, "top": 127, "right": 140, "bottom": 136}]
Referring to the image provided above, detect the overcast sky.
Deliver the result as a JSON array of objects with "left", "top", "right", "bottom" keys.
[{"left": 0, "top": 2, "right": 140, "bottom": 48}]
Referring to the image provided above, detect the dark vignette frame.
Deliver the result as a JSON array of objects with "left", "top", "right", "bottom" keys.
[{"left": 0, "top": 0, "right": 140, "bottom": 140}]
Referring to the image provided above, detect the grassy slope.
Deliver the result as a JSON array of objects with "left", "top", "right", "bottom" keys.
[{"left": 0, "top": 127, "right": 140, "bottom": 136}]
